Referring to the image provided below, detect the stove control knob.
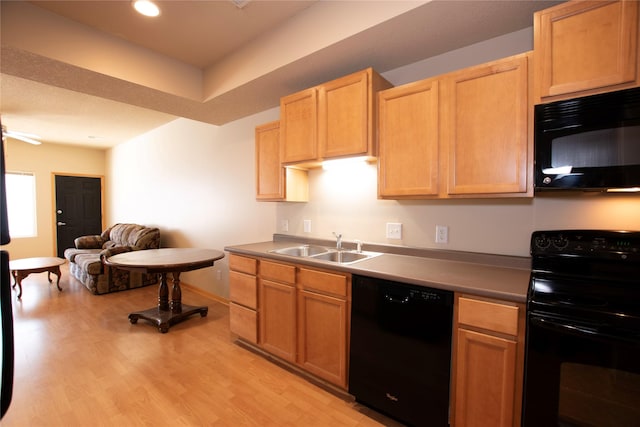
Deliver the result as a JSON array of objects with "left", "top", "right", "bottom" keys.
[
  {"left": 552, "top": 236, "right": 569, "bottom": 250},
  {"left": 534, "top": 235, "right": 551, "bottom": 250}
]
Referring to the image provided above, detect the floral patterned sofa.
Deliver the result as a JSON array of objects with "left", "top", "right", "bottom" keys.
[{"left": 64, "top": 223, "right": 160, "bottom": 295}]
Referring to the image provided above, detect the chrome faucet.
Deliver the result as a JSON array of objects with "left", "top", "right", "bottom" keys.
[
  {"left": 355, "top": 239, "right": 363, "bottom": 253},
  {"left": 333, "top": 232, "right": 342, "bottom": 250}
]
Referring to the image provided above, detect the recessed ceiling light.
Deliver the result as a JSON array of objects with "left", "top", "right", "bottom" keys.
[{"left": 133, "top": 0, "right": 160, "bottom": 17}]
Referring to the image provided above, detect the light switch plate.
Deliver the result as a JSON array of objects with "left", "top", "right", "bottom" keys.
[
  {"left": 303, "top": 219, "right": 312, "bottom": 233},
  {"left": 386, "top": 222, "right": 402, "bottom": 239}
]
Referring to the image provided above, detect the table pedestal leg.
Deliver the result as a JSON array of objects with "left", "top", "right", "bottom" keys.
[
  {"left": 171, "top": 272, "right": 182, "bottom": 313},
  {"left": 158, "top": 273, "right": 169, "bottom": 311},
  {"left": 128, "top": 271, "right": 208, "bottom": 333}
]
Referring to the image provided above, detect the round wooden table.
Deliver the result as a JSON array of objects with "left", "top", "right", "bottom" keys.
[
  {"left": 9, "top": 256, "right": 65, "bottom": 299},
  {"left": 105, "top": 248, "right": 225, "bottom": 333}
]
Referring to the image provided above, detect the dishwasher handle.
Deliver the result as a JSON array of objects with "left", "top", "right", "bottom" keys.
[{"left": 384, "top": 294, "right": 410, "bottom": 305}]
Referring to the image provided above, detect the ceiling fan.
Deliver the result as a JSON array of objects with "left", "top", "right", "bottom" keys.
[{"left": 1, "top": 125, "right": 42, "bottom": 145}]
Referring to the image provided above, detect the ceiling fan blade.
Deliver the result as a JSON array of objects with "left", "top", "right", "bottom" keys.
[{"left": 4, "top": 129, "right": 42, "bottom": 145}]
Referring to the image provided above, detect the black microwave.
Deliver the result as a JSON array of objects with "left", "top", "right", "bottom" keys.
[{"left": 534, "top": 87, "right": 640, "bottom": 192}]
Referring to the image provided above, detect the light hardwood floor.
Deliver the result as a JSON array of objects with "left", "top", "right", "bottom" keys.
[{"left": 3, "top": 263, "right": 400, "bottom": 426}]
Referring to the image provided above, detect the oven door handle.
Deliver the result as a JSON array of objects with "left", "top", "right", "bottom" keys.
[{"left": 529, "top": 314, "right": 638, "bottom": 343}]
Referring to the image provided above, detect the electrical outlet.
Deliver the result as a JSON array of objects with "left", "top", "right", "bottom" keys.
[
  {"left": 281, "top": 219, "right": 289, "bottom": 232},
  {"left": 435, "top": 225, "right": 449, "bottom": 244},
  {"left": 386, "top": 222, "right": 402, "bottom": 239},
  {"left": 303, "top": 219, "right": 312, "bottom": 233}
]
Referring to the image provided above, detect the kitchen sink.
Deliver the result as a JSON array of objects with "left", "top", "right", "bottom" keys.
[
  {"left": 270, "top": 245, "right": 381, "bottom": 264},
  {"left": 311, "top": 250, "right": 380, "bottom": 264},
  {"left": 270, "top": 245, "right": 330, "bottom": 257}
]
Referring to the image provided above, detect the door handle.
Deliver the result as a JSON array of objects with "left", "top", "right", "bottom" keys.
[{"left": 57, "top": 222, "right": 67, "bottom": 226}]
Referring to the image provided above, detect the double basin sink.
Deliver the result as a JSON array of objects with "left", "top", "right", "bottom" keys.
[{"left": 269, "top": 244, "right": 382, "bottom": 265}]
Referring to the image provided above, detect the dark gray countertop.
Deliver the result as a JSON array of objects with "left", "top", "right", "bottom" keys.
[{"left": 225, "top": 236, "right": 531, "bottom": 303}]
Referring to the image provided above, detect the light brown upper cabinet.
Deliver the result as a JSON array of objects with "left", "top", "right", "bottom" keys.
[
  {"left": 534, "top": 0, "right": 639, "bottom": 103},
  {"left": 280, "top": 89, "right": 318, "bottom": 165},
  {"left": 280, "top": 68, "right": 392, "bottom": 167},
  {"left": 378, "top": 78, "right": 440, "bottom": 198},
  {"left": 443, "top": 53, "right": 531, "bottom": 197},
  {"left": 255, "top": 121, "right": 308, "bottom": 202},
  {"left": 378, "top": 52, "right": 532, "bottom": 199}
]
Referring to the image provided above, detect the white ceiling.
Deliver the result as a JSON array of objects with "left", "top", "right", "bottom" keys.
[
  {"left": 1, "top": 0, "right": 563, "bottom": 149},
  {"left": 31, "top": 0, "right": 317, "bottom": 69}
]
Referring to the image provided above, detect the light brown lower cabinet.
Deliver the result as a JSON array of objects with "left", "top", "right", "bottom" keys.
[
  {"left": 259, "top": 260, "right": 297, "bottom": 362},
  {"left": 297, "top": 268, "right": 349, "bottom": 388},
  {"left": 230, "top": 254, "right": 527, "bottom": 413},
  {"left": 228, "top": 254, "right": 258, "bottom": 344},
  {"left": 230, "top": 255, "right": 351, "bottom": 390},
  {"left": 451, "top": 294, "right": 526, "bottom": 427}
]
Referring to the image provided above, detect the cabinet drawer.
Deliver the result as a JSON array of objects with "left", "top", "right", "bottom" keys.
[
  {"left": 260, "top": 260, "right": 296, "bottom": 284},
  {"left": 230, "top": 302, "right": 257, "bottom": 344},
  {"left": 229, "top": 254, "right": 257, "bottom": 275},
  {"left": 458, "top": 296, "right": 519, "bottom": 336},
  {"left": 229, "top": 270, "right": 257, "bottom": 309},
  {"left": 298, "top": 268, "right": 349, "bottom": 297}
]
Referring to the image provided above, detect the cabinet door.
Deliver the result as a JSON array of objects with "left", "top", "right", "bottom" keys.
[
  {"left": 454, "top": 329, "right": 517, "bottom": 427},
  {"left": 297, "top": 289, "right": 348, "bottom": 388},
  {"left": 378, "top": 78, "right": 440, "bottom": 198},
  {"left": 280, "top": 88, "right": 317, "bottom": 164},
  {"left": 230, "top": 302, "right": 257, "bottom": 344},
  {"left": 255, "top": 121, "right": 284, "bottom": 200},
  {"left": 260, "top": 279, "right": 296, "bottom": 362},
  {"left": 318, "top": 69, "right": 370, "bottom": 159},
  {"left": 534, "top": 0, "right": 639, "bottom": 102},
  {"left": 443, "top": 53, "right": 530, "bottom": 196}
]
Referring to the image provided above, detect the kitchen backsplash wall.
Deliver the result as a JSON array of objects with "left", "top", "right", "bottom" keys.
[{"left": 275, "top": 162, "right": 640, "bottom": 257}]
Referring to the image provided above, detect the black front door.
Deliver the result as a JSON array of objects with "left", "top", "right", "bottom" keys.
[{"left": 55, "top": 175, "right": 103, "bottom": 258}]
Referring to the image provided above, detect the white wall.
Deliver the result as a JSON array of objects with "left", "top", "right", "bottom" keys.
[
  {"left": 106, "top": 110, "right": 279, "bottom": 297},
  {"left": 385, "top": 27, "right": 534, "bottom": 85}
]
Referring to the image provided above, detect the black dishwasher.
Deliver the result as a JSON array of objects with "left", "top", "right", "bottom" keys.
[{"left": 349, "top": 275, "right": 453, "bottom": 426}]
